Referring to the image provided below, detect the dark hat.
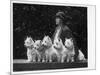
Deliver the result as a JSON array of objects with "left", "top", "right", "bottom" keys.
[
  {"left": 56, "top": 11, "right": 72, "bottom": 21},
  {"left": 56, "top": 11, "right": 65, "bottom": 19}
]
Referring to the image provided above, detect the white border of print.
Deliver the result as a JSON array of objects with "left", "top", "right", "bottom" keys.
[{"left": 10, "top": 0, "right": 96, "bottom": 74}]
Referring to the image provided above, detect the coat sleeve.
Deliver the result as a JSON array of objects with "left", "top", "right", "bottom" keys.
[{"left": 60, "top": 26, "right": 73, "bottom": 42}]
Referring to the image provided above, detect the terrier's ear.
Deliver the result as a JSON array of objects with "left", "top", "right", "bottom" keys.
[
  {"left": 34, "top": 40, "right": 36, "bottom": 42},
  {"left": 65, "top": 38, "right": 68, "bottom": 41},
  {"left": 70, "top": 38, "right": 73, "bottom": 42},
  {"left": 48, "top": 37, "right": 50, "bottom": 41},
  {"left": 40, "top": 40, "right": 42, "bottom": 44}
]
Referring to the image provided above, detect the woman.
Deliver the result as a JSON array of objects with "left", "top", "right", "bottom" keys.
[{"left": 52, "top": 11, "right": 79, "bottom": 62}]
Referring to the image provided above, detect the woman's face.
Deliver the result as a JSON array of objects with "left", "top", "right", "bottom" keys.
[{"left": 55, "top": 18, "right": 62, "bottom": 25}]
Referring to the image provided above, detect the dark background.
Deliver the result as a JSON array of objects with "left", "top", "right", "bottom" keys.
[{"left": 13, "top": 3, "right": 87, "bottom": 59}]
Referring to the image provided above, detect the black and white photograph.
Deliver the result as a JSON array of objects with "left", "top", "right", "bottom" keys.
[{"left": 11, "top": 0, "right": 96, "bottom": 74}]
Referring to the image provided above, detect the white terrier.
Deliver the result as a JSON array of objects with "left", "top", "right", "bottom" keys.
[
  {"left": 24, "top": 36, "right": 34, "bottom": 62},
  {"left": 42, "top": 36, "right": 59, "bottom": 62},
  {"left": 53, "top": 38, "right": 68, "bottom": 63},
  {"left": 64, "top": 38, "right": 75, "bottom": 62},
  {"left": 33, "top": 40, "right": 42, "bottom": 62}
]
